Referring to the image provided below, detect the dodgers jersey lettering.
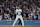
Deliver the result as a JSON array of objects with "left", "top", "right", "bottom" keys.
[{"left": 16, "top": 9, "right": 22, "bottom": 15}]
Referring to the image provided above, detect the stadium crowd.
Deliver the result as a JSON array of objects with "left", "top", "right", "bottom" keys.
[{"left": 0, "top": 0, "right": 40, "bottom": 20}]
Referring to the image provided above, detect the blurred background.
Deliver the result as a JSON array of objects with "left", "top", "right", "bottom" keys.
[{"left": 0, "top": 0, "right": 40, "bottom": 20}]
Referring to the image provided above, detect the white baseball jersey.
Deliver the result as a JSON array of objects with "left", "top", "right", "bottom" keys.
[{"left": 16, "top": 9, "right": 22, "bottom": 15}]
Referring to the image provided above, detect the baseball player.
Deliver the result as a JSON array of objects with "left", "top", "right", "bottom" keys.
[{"left": 12, "top": 6, "right": 24, "bottom": 26}]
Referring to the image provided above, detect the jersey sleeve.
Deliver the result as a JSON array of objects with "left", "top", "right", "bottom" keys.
[
  {"left": 16, "top": 9, "right": 18, "bottom": 14},
  {"left": 20, "top": 9, "right": 22, "bottom": 12}
]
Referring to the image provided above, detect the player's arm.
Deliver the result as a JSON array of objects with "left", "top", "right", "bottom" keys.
[
  {"left": 19, "top": 9, "right": 22, "bottom": 13},
  {"left": 20, "top": 9, "right": 22, "bottom": 15},
  {"left": 20, "top": 9, "right": 22, "bottom": 12},
  {"left": 15, "top": 9, "right": 18, "bottom": 15}
]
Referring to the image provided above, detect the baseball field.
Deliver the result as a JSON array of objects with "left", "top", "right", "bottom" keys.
[{"left": 0, "top": 25, "right": 40, "bottom": 27}]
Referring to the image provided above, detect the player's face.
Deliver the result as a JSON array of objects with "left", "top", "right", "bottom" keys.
[{"left": 18, "top": 7, "right": 20, "bottom": 9}]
